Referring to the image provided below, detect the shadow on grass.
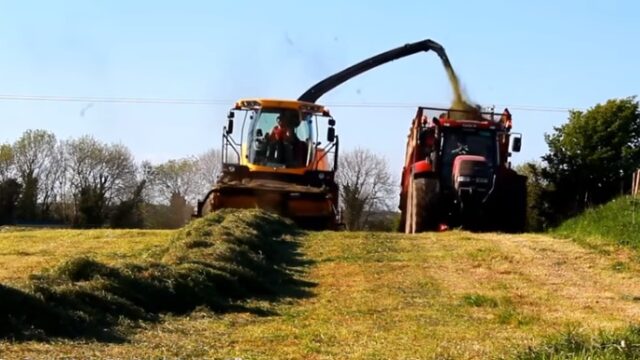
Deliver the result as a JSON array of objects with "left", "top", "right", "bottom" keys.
[{"left": 0, "top": 209, "right": 316, "bottom": 342}]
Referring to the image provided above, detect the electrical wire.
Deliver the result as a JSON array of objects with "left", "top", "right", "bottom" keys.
[{"left": 0, "top": 94, "right": 582, "bottom": 113}]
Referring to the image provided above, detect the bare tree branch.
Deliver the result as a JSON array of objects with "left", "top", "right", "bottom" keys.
[{"left": 336, "top": 148, "right": 396, "bottom": 230}]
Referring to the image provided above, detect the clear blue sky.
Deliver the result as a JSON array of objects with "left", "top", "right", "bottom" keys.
[{"left": 1, "top": 0, "right": 639, "bottom": 174}]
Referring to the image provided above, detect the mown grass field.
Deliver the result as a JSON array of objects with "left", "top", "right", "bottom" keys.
[
  {"left": 1, "top": 216, "right": 640, "bottom": 359},
  {"left": 0, "top": 228, "right": 171, "bottom": 287}
]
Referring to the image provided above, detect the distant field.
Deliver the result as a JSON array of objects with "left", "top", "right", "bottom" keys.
[
  {"left": 0, "top": 228, "right": 171, "bottom": 286},
  {"left": 2, "top": 225, "right": 640, "bottom": 359}
]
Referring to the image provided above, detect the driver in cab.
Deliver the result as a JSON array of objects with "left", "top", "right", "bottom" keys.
[
  {"left": 266, "top": 112, "right": 301, "bottom": 165},
  {"left": 269, "top": 114, "right": 295, "bottom": 143},
  {"left": 450, "top": 133, "right": 470, "bottom": 156}
]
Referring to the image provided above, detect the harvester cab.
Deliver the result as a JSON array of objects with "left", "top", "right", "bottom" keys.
[
  {"left": 401, "top": 107, "right": 527, "bottom": 233},
  {"left": 196, "top": 98, "right": 340, "bottom": 229},
  {"left": 223, "top": 100, "right": 337, "bottom": 171}
]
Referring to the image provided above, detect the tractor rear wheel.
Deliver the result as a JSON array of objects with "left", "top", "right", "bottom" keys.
[
  {"left": 405, "top": 177, "right": 438, "bottom": 233},
  {"left": 404, "top": 176, "right": 417, "bottom": 233}
]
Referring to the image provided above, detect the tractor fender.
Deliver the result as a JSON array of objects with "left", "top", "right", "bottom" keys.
[{"left": 412, "top": 160, "right": 433, "bottom": 175}]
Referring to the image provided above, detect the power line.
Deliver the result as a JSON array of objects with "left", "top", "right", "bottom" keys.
[
  {"left": 326, "top": 102, "right": 580, "bottom": 113},
  {"left": 0, "top": 94, "right": 581, "bottom": 113},
  {"left": 0, "top": 94, "right": 230, "bottom": 105}
]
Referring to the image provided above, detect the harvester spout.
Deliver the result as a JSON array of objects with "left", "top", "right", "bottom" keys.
[{"left": 298, "top": 39, "right": 453, "bottom": 103}]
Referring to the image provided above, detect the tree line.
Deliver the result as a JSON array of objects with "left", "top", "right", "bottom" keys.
[
  {"left": 6, "top": 97, "right": 630, "bottom": 232},
  {"left": 518, "top": 96, "right": 640, "bottom": 230},
  {"left": 0, "top": 130, "right": 221, "bottom": 228},
  {"left": 0, "top": 129, "right": 397, "bottom": 230}
]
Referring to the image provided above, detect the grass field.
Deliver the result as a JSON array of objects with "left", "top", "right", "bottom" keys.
[
  {"left": 554, "top": 196, "right": 640, "bottom": 252},
  {"left": 2, "top": 220, "right": 640, "bottom": 359},
  {"left": 0, "top": 228, "right": 171, "bottom": 286}
]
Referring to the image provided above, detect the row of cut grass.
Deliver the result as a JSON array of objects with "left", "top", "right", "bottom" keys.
[
  {"left": 0, "top": 228, "right": 169, "bottom": 286},
  {"left": 0, "top": 209, "right": 309, "bottom": 341}
]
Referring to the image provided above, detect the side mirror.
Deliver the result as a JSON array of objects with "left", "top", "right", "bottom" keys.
[
  {"left": 327, "top": 127, "right": 336, "bottom": 142},
  {"left": 328, "top": 118, "right": 336, "bottom": 126},
  {"left": 226, "top": 111, "right": 234, "bottom": 135},
  {"left": 512, "top": 136, "right": 522, "bottom": 152}
]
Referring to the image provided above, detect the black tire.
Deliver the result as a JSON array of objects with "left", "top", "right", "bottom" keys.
[
  {"left": 398, "top": 207, "right": 406, "bottom": 233},
  {"left": 508, "top": 176, "right": 527, "bottom": 233},
  {"left": 495, "top": 174, "right": 527, "bottom": 233},
  {"left": 295, "top": 216, "right": 335, "bottom": 231},
  {"left": 406, "top": 177, "right": 438, "bottom": 233},
  {"left": 404, "top": 176, "right": 415, "bottom": 233},
  {"left": 199, "top": 192, "right": 214, "bottom": 217}
]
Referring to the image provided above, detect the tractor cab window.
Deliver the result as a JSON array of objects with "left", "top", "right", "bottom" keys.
[
  {"left": 249, "top": 108, "right": 313, "bottom": 168},
  {"left": 441, "top": 129, "right": 497, "bottom": 167}
]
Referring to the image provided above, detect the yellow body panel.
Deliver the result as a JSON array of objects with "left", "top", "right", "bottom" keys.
[{"left": 212, "top": 191, "right": 333, "bottom": 218}]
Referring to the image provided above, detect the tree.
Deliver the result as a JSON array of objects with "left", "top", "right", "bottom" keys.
[
  {"left": 65, "top": 136, "right": 137, "bottom": 227},
  {"left": 515, "top": 161, "right": 550, "bottom": 231},
  {"left": 542, "top": 96, "right": 640, "bottom": 224},
  {"left": 110, "top": 179, "right": 147, "bottom": 228},
  {"left": 76, "top": 185, "right": 105, "bottom": 227},
  {"left": 11, "top": 130, "right": 62, "bottom": 220},
  {"left": 148, "top": 157, "right": 205, "bottom": 228},
  {"left": 0, "top": 179, "right": 21, "bottom": 225},
  {"left": 195, "top": 148, "right": 222, "bottom": 196},
  {"left": 150, "top": 157, "right": 201, "bottom": 205},
  {"left": 336, "top": 148, "right": 396, "bottom": 230},
  {"left": 0, "top": 144, "right": 14, "bottom": 182},
  {"left": 16, "top": 175, "right": 38, "bottom": 221},
  {"left": 166, "top": 192, "right": 192, "bottom": 228}
]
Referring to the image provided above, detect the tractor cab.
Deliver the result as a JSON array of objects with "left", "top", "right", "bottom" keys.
[{"left": 415, "top": 107, "right": 522, "bottom": 182}]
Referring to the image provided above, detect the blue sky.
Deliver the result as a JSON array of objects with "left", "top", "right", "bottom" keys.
[{"left": 1, "top": 0, "right": 639, "bottom": 174}]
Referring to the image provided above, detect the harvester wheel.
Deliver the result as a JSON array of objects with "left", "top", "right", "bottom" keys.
[{"left": 199, "top": 192, "right": 213, "bottom": 217}]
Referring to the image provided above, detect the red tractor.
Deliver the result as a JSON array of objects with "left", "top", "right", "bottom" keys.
[{"left": 400, "top": 107, "right": 527, "bottom": 233}]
